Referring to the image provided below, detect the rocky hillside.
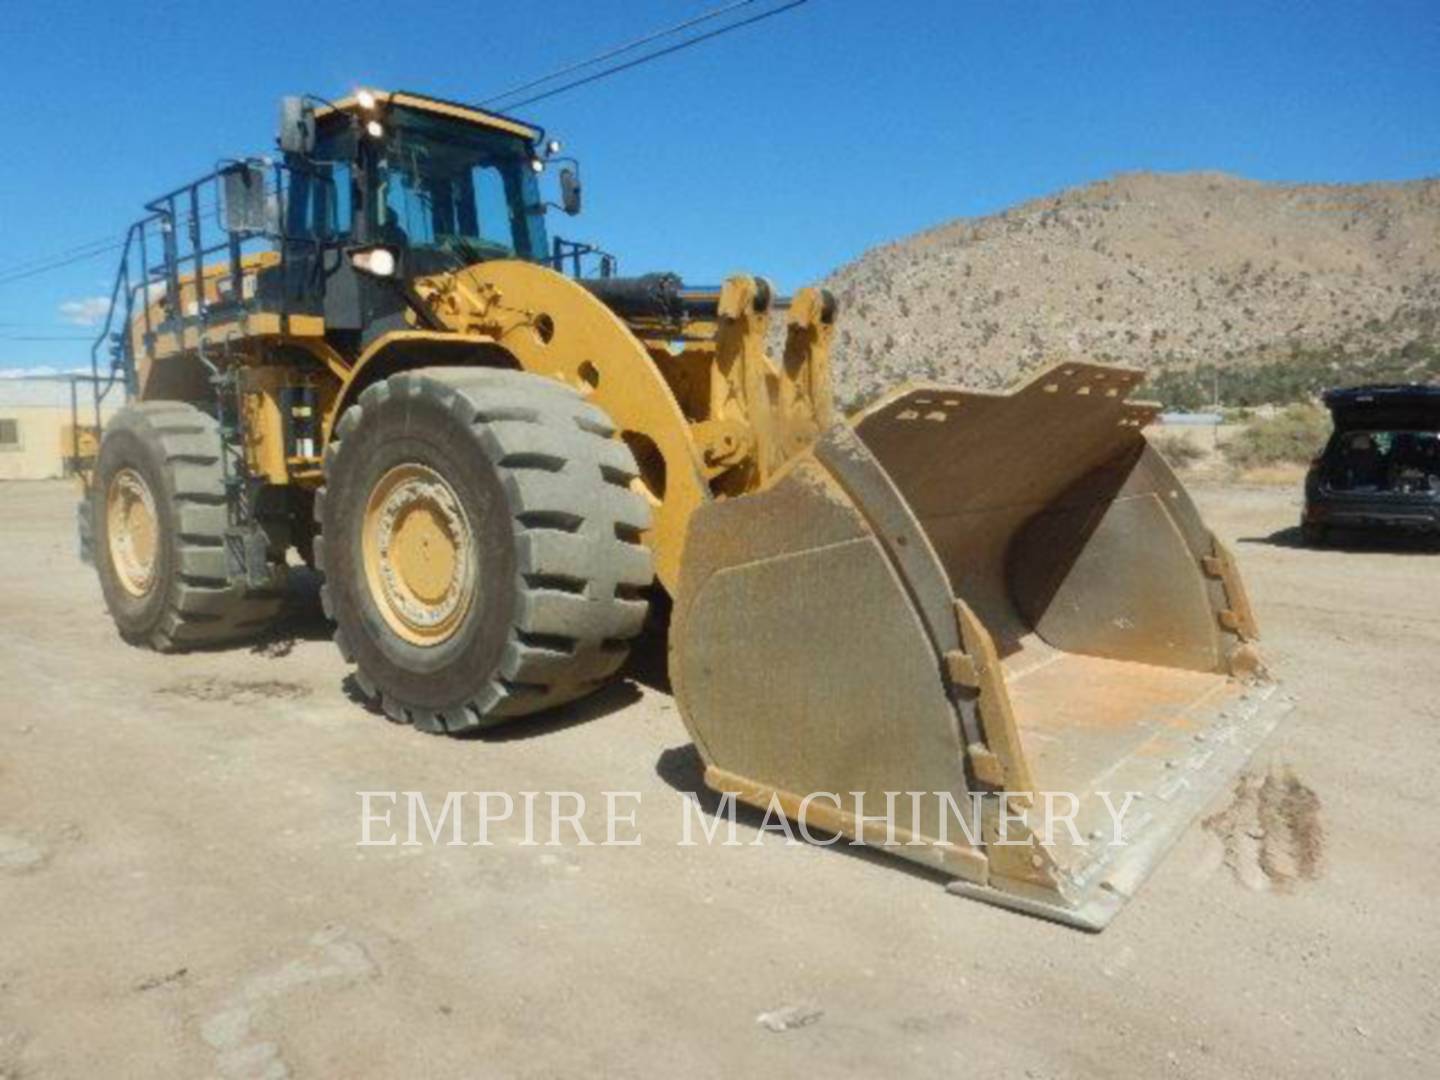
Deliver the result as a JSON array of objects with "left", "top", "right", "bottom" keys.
[{"left": 815, "top": 172, "right": 1440, "bottom": 410}]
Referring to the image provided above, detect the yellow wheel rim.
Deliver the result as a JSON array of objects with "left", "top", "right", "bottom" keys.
[
  {"left": 106, "top": 467, "right": 159, "bottom": 597},
  {"left": 362, "top": 463, "right": 477, "bottom": 647}
]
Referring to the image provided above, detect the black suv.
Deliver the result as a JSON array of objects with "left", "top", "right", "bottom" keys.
[{"left": 1302, "top": 384, "right": 1440, "bottom": 544}]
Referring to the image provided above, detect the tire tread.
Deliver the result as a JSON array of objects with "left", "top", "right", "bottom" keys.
[
  {"left": 317, "top": 367, "right": 654, "bottom": 733},
  {"left": 94, "top": 402, "right": 285, "bottom": 650}
]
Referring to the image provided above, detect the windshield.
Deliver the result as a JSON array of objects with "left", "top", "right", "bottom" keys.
[{"left": 377, "top": 105, "right": 548, "bottom": 262}]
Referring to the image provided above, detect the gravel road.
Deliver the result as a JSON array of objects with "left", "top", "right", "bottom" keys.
[{"left": 1, "top": 478, "right": 1435, "bottom": 1078}]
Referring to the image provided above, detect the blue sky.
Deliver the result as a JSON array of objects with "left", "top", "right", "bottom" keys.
[{"left": 1, "top": 0, "right": 1436, "bottom": 369}]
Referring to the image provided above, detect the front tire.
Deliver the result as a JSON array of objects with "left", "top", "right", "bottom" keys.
[
  {"left": 315, "top": 368, "right": 653, "bottom": 733},
  {"left": 92, "top": 401, "right": 286, "bottom": 650}
]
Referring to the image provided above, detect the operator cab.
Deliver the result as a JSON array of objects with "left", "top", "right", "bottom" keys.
[
  {"left": 285, "top": 91, "right": 552, "bottom": 279},
  {"left": 93, "top": 88, "right": 596, "bottom": 403},
  {"left": 269, "top": 90, "right": 571, "bottom": 337}
]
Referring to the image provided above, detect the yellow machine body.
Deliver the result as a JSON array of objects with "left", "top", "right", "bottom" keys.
[
  {"left": 129, "top": 256, "right": 834, "bottom": 593},
  {"left": 109, "top": 89, "right": 1282, "bottom": 928}
]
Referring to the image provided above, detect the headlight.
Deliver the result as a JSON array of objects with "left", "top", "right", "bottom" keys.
[
  {"left": 350, "top": 247, "right": 397, "bottom": 277},
  {"left": 530, "top": 158, "right": 545, "bottom": 173},
  {"left": 365, "top": 119, "right": 384, "bottom": 139}
]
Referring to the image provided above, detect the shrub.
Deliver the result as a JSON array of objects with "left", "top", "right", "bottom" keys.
[
  {"left": 1149, "top": 430, "right": 1205, "bottom": 469},
  {"left": 1222, "top": 404, "right": 1330, "bottom": 470},
  {"left": 1145, "top": 333, "right": 1440, "bottom": 411}
]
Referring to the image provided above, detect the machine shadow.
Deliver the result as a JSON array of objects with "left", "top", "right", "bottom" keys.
[
  {"left": 332, "top": 585, "right": 670, "bottom": 739},
  {"left": 652, "top": 743, "right": 953, "bottom": 888},
  {"left": 618, "top": 590, "right": 673, "bottom": 694},
  {"left": 340, "top": 674, "right": 645, "bottom": 741},
  {"left": 1240, "top": 525, "right": 1440, "bottom": 554},
  {"left": 476, "top": 681, "right": 644, "bottom": 741},
  {"left": 477, "top": 588, "right": 672, "bottom": 738},
  {"left": 171, "top": 568, "right": 329, "bottom": 657},
  {"left": 248, "top": 568, "right": 333, "bottom": 654}
]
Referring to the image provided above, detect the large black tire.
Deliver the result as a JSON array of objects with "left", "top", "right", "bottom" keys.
[
  {"left": 315, "top": 367, "right": 653, "bottom": 733},
  {"left": 92, "top": 401, "right": 287, "bottom": 650}
]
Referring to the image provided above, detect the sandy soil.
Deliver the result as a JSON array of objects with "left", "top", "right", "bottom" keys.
[{"left": 1, "top": 478, "right": 1436, "bottom": 1078}]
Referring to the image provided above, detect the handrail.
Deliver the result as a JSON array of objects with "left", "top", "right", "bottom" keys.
[
  {"left": 81, "top": 159, "right": 283, "bottom": 448},
  {"left": 550, "top": 236, "right": 617, "bottom": 279}
]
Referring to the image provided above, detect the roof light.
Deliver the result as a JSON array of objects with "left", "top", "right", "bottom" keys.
[
  {"left": 357, "top": 89, "right": 377, "bottom": 110},
  {"left": 546, "top": 139, "right": 562, "bottom": 156}
]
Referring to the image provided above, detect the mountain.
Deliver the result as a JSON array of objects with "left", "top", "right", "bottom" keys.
[{"left": 813, "top": 172, "right": 1440, "bottom": 410}]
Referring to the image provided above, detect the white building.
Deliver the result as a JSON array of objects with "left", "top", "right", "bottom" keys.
[{"left": 0, "top": 375, "right": 126, "bottom": 480}]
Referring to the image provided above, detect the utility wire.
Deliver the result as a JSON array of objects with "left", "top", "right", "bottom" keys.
[
  {"left": 0, "top": 0, "right": 811, "bottom": 290},
  {"left": 0, "top": 197, "right": 221, "bottom": 288},
  {"left": 0, "top": 334, "right": 96, "bottom": 341},
  {"left": 0, "top": 235, "right": 127, "bottom": 277},
  {"left": 0, "top": 241, "right": 127, "bottom": 288},
  {"left": 479, "top": 0, "right": 764, "bottom": 108},
  {"left": 494, "top": 0, "right": 810, "bottom": 111}
]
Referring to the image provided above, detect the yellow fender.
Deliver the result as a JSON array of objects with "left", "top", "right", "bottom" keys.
[{"left": 403, "top": 260, "right": 712, "bottom": 592}]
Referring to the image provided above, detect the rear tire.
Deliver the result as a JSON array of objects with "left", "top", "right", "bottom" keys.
[
  {"left": 92, "top": 401, "right": 287, "bottom": 650},
  {"left": 315, "top": 367, "right": 653, "bottom": 733}
]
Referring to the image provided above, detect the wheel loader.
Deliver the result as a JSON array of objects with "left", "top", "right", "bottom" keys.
[{"left": 77, "top": 88, "right": 1286, "bottom": 928}]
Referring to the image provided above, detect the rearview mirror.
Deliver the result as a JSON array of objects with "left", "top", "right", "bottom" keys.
[
  {"left": 559, "top": 166, "right": 581, "bottom": 216},
  {"left": 278, "top": 96, "right": 315, "bottom": 155},
  {"left": 222, "top": 163, "right": 269, "bottom": 233}
]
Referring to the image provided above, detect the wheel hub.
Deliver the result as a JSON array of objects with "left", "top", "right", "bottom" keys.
[
  {"left": 362, "top": 464, "right": 477, "bottom": 646},
  {"left": 106, "top": 467, "right": 159, "bottom": 597}
]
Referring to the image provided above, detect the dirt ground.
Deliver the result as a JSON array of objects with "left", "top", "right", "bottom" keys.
[{"left": 1, "top": 478, "right": 1436, "bottom": 1079}]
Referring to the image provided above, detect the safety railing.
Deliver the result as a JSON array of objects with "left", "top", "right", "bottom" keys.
[{"left": 550, "top": 236, "right": 618, "bottom": 279}]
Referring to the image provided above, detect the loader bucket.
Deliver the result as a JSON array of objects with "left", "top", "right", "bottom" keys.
[{"left": 670, "top": 362, "right": 1288, "bottom": 930}]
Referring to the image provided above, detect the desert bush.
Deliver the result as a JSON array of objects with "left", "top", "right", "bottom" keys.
[
  {"left": 1222, "top": 404, "right": 1330, "bottom": 470},
  {"left": 1147, "top": 333, "right": 1440, "bottom": 411},
  {"left": 1148, "top": 430, "right": 1205, "bottom": 469}
]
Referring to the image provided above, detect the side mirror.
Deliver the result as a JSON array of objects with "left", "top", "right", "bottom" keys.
[
  {"left": 221, "top": 163, "right": 269, "bottom": 233},
  {"left": 559, "top": 166, "right": 582, "bottom": 216},
  {"left": 278, "top": 96, "right": 315, "bottom": 155}
]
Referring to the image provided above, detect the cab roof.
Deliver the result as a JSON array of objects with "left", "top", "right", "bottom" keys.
[{"left": 313, "top": 89, "right": 540, "bottom": 143}]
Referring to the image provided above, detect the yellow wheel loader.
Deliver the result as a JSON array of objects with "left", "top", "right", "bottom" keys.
[{"left": 76, "top": 89, "right": 1286, "bottom": 928}]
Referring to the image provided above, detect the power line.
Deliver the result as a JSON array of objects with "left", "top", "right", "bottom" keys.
[
  {"left": 0, "top": 241, "right": 127, "bottom": 288},
  {"left": 0, "top": 1, "right": 812, "bottom": 292},
  {"left": 480, "top": 0, "right": 764, "bottom": 108},
  {"left": 493, "top": 0, "right": 810, "bottom": 111},
  {"left": 0, "top": 197, "right": 220, "bottom": 289},
  {"left": 0, "top": 237, "right": 125, "bottom": 281},
  {"left": 0, "top": 235, "right": 127, "bottom": 277},
  {"left": 0, "top": 334, "right": 96, "bottom": 342}
]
